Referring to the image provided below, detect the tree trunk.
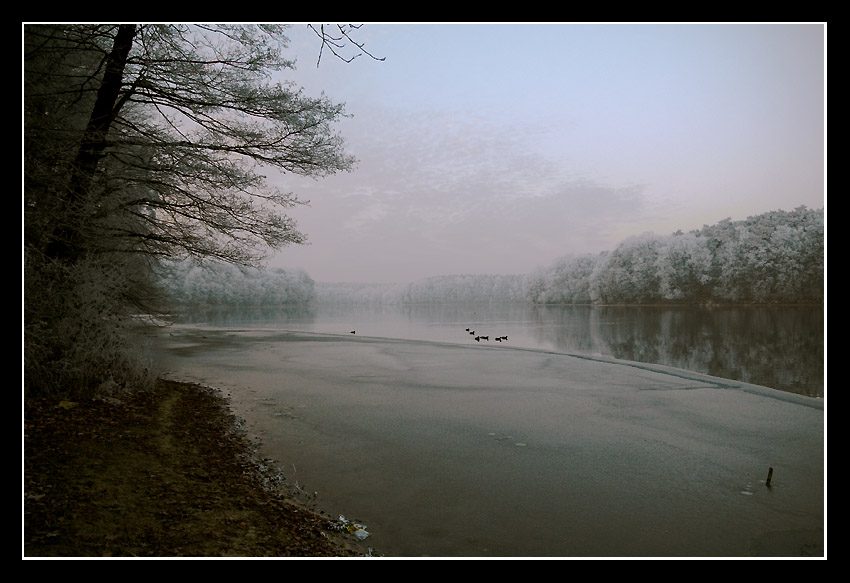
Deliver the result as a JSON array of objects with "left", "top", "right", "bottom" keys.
[{"left": 46, "top": 24, "right": 136, "bottom": 262}]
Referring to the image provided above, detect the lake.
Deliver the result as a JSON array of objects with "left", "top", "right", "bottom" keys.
[
  {"left": 152, "top": 304, "right": 825, "bottom": 557},
  {"left": 174, "top": 302, "right": 824, "bottom": 398}
]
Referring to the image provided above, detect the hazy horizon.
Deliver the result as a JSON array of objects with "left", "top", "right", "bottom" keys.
[{"left": 263, "top": 23, "right": 825, "bottom": 284}]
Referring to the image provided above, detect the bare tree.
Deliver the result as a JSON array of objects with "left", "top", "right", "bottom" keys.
[
  {"left": 26, "top": 23, "right": 360, "bottom": 267},
  {"left": 23, "top": 23, "right": 377, "bottom": 396}
]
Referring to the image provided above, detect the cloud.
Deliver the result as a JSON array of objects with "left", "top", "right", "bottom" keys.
[
  {"left": 271, "top": 105, "right": 654, "bottom": 281},
  {"left": 324, "top": 106, "right": 648, "bottom": 232}
]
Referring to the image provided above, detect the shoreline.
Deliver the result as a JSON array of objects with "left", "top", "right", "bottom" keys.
[{"left": 24, "top": 378, "right": 376, "bottom": 558}]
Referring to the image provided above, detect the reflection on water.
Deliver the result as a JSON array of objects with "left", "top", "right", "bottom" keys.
[
  {"left": 530, "top": 305, "right": 824, "bottom": 398},
  {"left": 174, "top": 302, "right": 824, "bottom": 398}
]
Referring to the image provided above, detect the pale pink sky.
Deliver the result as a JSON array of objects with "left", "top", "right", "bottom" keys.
[{"left": 266, "top": 23, "right": 825, "bottom": 283}]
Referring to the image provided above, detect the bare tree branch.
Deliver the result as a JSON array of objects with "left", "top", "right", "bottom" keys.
[{"left": 307, "top": 23, "right": 386, "bottom": 67}]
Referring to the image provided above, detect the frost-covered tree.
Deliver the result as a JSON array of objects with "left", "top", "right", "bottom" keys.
[
  {"left": 312, "top": 274, "right": 529, "bottom": 305},
  {"left": 693, "top": 207, "right": 824, "bottom": 303},
  {"left": 26, "top": 24, "right": 357, "bottom": 266},
  {"left": 528, "top": 254, "right": 597, "bottom": 304},
  {"left": 156, "top": 260, "right": 315, "bottom": 306},
  {"left": 24, "top": 24, "right": 372, "bottom": 396},
  {"left": 531, "top": 207, "right": 823, "bottom": 306},
  {"left": 656, "top": 231, "right": 713, "bottom": 302},
  {"left": 584, "top": 233, "right": 664, "bottom": 304},
  {"left": 401, "top": 274, "right": 529, "bottom": 303}
]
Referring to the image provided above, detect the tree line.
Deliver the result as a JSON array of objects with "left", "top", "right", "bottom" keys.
[
  {"left": 174, "top": 205, "right": 822, "bottom": 307},
  {"left": 526, "top": 206, "right": 823, "bottom": 305},
  {"left": 309, "top": 206, "right": 824, "bottom": 306},
  {"left": 156, "top": 260, "right": 315, "bottom": 306},
  {"left": 312, "top": 274, "right": 528, "bottom": 305}
]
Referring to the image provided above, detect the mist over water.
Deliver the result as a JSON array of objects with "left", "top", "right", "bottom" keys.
[{"left": 175, "top": 302, "right": 823, "bottom": 398}]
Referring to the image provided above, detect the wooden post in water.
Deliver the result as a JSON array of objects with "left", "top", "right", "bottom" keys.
[{"left": 766, "top": 466, "right": 774, "bottom": 488}]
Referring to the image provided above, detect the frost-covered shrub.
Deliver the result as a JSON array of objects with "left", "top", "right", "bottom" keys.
[{"left": 24, "top": 252, "right": 161, "bottom": 398}]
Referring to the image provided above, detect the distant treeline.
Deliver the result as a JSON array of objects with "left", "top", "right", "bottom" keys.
[
  {"left": 314, "top": 274, "right": 528, "bottom": 305},
  {"left": 157, "top": 261, "right": 315, "bottom": 307},
  {"left": 317, "top": 206, "right": 824, "bottom": 306},
  {"left": 158, "top": 206, "right": 824, "bottom": 307},
  {"left": 527, "top": 206, "right": 823, "bottom": 305}
]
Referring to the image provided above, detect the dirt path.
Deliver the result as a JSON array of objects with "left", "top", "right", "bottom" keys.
[{"left": 23, "top": 380, "right": 371, "bottom": 558}]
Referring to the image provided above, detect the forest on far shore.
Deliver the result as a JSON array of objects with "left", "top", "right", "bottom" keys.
[{"left": 158, "top": 205, "right": 824, "bottom": 307}]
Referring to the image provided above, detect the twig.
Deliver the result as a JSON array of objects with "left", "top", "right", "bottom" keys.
[{"left": 307, "top": 23, "right": 386, "bottom": 67}]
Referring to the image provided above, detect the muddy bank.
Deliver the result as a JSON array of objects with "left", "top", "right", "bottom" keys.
[{"left": 24, "top": 379, "right": 373, "bottom": 558}]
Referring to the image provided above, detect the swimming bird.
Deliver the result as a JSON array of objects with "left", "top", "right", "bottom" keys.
[
  {"left": 350, "top": 330, "right": 356, "bottom": 334},
  {"left": 480, "top": 335, "right": 489, "bottom": 341}
]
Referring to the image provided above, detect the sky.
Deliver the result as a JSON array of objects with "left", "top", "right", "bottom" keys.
[{"left": 264, "top": 23, "right": 825, "bottom": 284}]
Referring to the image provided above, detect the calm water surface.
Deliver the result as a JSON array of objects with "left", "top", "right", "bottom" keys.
[{"left": 175, "top": 302, "right": 824, "bottom": 398}]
